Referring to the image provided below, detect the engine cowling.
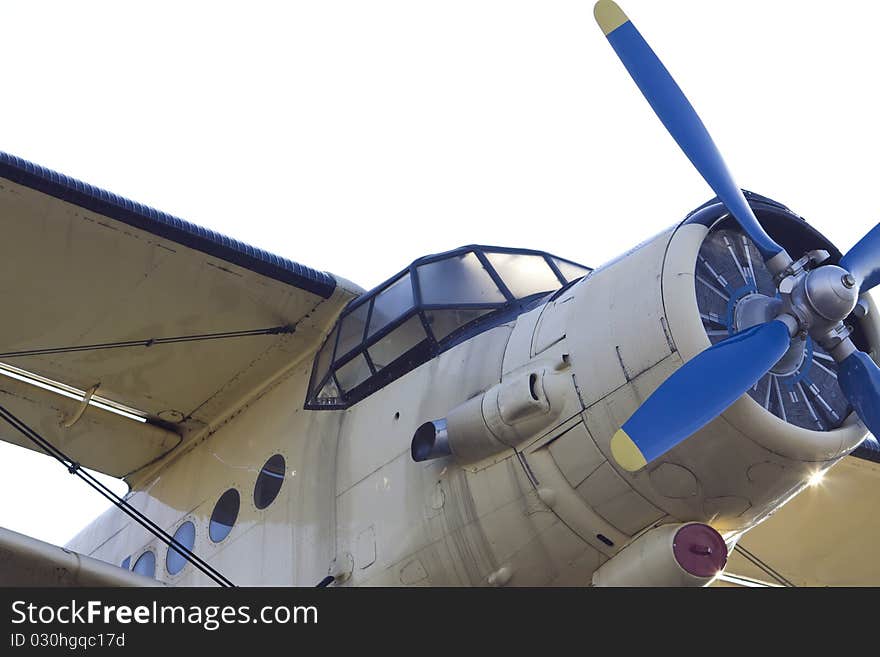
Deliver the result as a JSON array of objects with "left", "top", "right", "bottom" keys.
[{"left": 521, "top": 195, "right": 878, "bottom": 543}]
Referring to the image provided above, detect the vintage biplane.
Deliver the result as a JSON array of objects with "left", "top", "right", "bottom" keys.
[{"left": 1, "top": 1, "right": 878, "bottom": 586}]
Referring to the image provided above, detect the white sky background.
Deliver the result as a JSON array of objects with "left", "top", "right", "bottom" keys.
[{"left": 1, "top": 0, "right": 878, "bottom": 546}]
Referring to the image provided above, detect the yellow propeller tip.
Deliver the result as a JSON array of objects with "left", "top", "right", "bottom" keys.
[
  {"left": 594, "top": 0, "right": 629, "bottom": 36},
  {"left": 610, "top": 428, "right": 647, "bottom": 472}
]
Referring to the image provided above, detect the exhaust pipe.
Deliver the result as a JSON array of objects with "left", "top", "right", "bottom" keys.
[
  {"left": 411, "top": 419, "right": 451, "bottom": 462},
  {"left": 410, "top": 367, "right": 570, "bottom": 465}
]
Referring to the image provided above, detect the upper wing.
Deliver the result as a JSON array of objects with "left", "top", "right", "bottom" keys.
[{"left": 0, "top": 152, "right": 359, "bottom": 477}]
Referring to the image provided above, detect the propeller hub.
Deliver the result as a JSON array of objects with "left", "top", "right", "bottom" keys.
[{"left": 804, "top": 265, "right": 859, "bottom": 322}]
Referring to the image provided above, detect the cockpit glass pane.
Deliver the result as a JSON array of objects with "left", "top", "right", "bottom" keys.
[
  {"left": 369, "top": 315, "right": 427, "bottom": 369},
  {"left": 316, "top": 377, "right": 341, "bottom": 401},
  {"left": 311, "top": 326, "right": 338, "bottom": 394},
  {"left": 335, "top": 353, "right": 372, "bottom": 392},
  {"left": 336, "top": 301, "right": 371, "bottom": 360},
  {"left": 418, "top": 252, "right": 506, "bottom": 305},
  {"left": 485, "top": 252, "right": 560, "bottom": 298},
  {"left": 305, "top": 245, "right": 591, "bottom": 410},
  {"left": 368, "top": 274, "right": 413, "bottom": 336},
  {"left": 424, "top": 308, "right": 493, "bottom": 341},
  {"left": 553, "top": 257, "right": 591, "bottom": 283}
]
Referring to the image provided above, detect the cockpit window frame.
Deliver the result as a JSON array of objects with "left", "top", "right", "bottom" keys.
[{"left": 305, "top": 244, "right": 590, "bottom": 410}]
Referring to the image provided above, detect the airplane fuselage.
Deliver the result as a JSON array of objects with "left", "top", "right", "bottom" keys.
[{"left": 67, "top": 195, "right": 875, "bottom": 586}]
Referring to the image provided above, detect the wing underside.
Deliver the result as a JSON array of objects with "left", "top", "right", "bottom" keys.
[{"left": 0, "top": 152, "right": 358, "bottom": 477}]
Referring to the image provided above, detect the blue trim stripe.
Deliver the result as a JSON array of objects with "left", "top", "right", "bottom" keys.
[{"left": 0, "top": 151, "right": 336, "bottom": 299}]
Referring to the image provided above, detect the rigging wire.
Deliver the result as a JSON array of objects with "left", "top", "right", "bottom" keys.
[
  {"left": 0, "top": 325, "right": 293, "bottom": 359},
  {"left": 733, "top": 543, "right": 796, "bottom": 588},
  {"left": 0, "top": 404, "right": 234, "bottom": 587}
]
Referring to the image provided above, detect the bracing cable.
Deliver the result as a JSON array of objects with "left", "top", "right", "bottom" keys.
[
  {"left": 0, "top": 325, "right": 293, "bottom": 359},
  {"left": 733, "top": 543, "right": 796, "bottom": 588},
  {"left": 0, "top": 404, "right": 234, "bottom": 587}
]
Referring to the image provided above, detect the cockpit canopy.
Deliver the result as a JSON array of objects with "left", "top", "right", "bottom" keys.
[{"left": 305, "top": 245, "right": 591, "bottom": 409}]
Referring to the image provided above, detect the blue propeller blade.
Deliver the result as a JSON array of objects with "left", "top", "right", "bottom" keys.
[
  {"left": 840, "top": 223, "right": 880, "bottom": 293},
  {"left": 610, "top": 319, "right": 792, "bottom": 471},
  {"left": 837, "top": 350, "right": 880, "bottom": 439},
  {"left": 593, "top": 1, "right": 787, "bottom": 264}
]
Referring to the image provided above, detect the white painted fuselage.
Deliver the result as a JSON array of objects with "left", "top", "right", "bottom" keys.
[{"left": 66, "top": 219, "right": 876, "bottom": 586}]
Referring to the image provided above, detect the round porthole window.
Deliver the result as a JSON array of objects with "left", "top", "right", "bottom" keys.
[
  {"left": 132, "top": 551, "right": 155, "bottom": 578},
  {"left": 209, "top": 488, "right": 240, "bottom": 543},
  {"left": 254, "top": 454, "right": 286, "bottom": 510},
  {"left": 166, "top": 521, "right": 196, "bottom": 575}
]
